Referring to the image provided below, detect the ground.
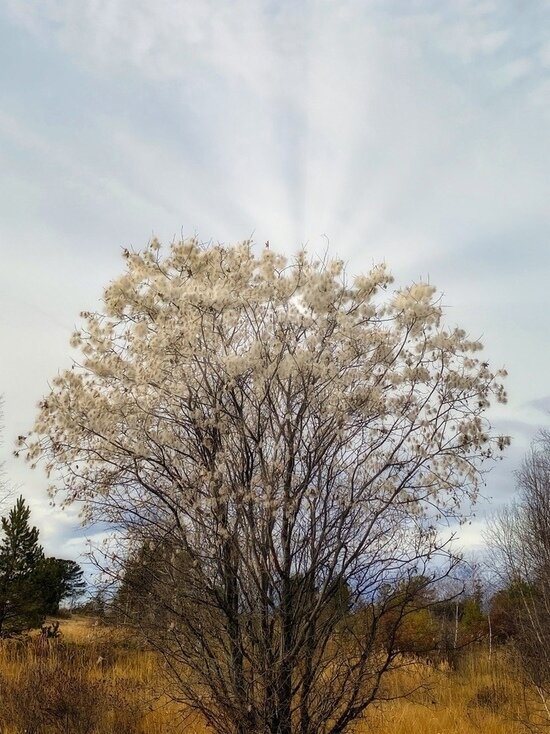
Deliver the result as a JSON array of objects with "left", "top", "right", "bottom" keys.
[{"left": 0, "top": 616, "right": 536, "bottom": 733}]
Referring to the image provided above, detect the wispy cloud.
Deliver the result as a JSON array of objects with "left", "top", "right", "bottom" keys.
[{"left": 1, "top": 0, "right": 549, "bottom": 556}]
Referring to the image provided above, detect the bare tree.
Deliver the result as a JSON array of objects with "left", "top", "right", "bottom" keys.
[
  {"left": 486, "top": 431, "right": 550, "bottom": 727},
  {"left": 22, "top": 240, "right": 508, "bottom": 734}
]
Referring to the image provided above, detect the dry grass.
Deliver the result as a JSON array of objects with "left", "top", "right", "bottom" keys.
[
  {"left": 0, "top": 616, "right": 541, "bottom": 733},
  {"left": 363, "top": 653, "right": 527, "bottom": 734},
  {"left": 0, "top": 617, "right": 189, "bottom": 734}
]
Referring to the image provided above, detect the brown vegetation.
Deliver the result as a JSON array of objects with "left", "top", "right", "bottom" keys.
[{"left": 0, "top": 615, "right": 543, "bottom": 734}]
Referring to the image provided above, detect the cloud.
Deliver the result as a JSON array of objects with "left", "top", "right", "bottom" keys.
[
  {"left": 3, "top": 1, "right": 549, "bottom": 258},
  {"left": 527, "top": 396, "right": 550, "bottom": 417},
  {"left": 1, "top": 0, "right": 550, "bottom": 555},
  {"left": 3, "top": 0, "right": 285, "bottom": 90}
]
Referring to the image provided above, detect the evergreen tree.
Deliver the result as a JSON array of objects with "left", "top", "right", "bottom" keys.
[
  {"left": 35, "top": 557, "right": 86, "bottom": 614},
  {"left": 0, "top": 496, "right": 44, "bottom": 635}
]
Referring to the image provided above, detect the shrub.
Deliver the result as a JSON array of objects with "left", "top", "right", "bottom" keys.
[{"left": 469, "top": 684, "right": 509, "bottom": 713}]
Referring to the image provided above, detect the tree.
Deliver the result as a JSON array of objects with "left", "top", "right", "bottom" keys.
[
  {"left": 488, "top": 583, "right": 527, "bottom": 642},
  {"left": 377, "top": 575, "right": 440, "bottom": 657},
  {"left": 0, "top": 496, "right": 44, "bottom": 634},
  {"left": 35, "top": 557, "right": 86, "bottom": 614},
  {"left": 23, "top": 239, "right": 508, "bottom": 734},
  {"left": 486, "top": 431, "right": 550, "bottom": 717},
  {"left": 0, "top": 496, "right": 85, "bottom": 632}
]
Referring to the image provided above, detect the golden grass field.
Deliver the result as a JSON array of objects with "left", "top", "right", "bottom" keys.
[{"left": 0, "top": 616, "right": 542, "bottom": 733}]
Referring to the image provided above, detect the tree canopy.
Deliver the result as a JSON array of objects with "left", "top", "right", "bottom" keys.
[
  {"left": 23, "top": 239, "right": 509, "bottom": 734},
  {"left": 0, "top": 496, "right": 44, "bottom": 634}
]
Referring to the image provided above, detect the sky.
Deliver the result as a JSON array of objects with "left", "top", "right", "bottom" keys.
[{"left": 1, "top": 0, "right": 550, "bottom": 563}]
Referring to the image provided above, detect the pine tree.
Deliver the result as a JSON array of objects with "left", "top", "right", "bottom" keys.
[
  {"left": 0, "top": 496, "right": 44, "bottom": 635},
  {"left": 35, "top": 557, "right": 86, "bottom": 614}
]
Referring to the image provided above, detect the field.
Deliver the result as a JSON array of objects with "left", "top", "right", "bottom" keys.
[{"left": 0, "top": 616, "right": 540, "bottom": 733}]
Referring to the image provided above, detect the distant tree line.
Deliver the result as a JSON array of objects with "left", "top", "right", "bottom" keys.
[{"left": 109, "top": 542, "right": 512, "bottom": 669}]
